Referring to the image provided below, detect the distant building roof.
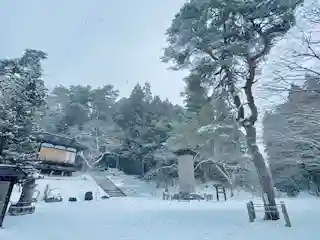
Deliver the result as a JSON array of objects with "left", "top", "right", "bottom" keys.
[{"left": 34, "top": 132, "right": 87, "bottom": 151}]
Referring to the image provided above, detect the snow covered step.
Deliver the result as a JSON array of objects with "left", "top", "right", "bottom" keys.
[
  {"left": 105, "top": 190, "right": 126, "bottom": 197},
  {"left": 91, "top": 174, "right": 126, "bottom": 198}
]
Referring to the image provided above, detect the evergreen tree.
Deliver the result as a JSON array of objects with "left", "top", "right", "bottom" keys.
[
  {"left": 263, "top": 74, "right": 320, "bottom": 196},
  {"left": 0, "top": 49, "right": 47, "bottom": 163},
  {"left": 182, "top": 74, "right": 208, "bottom": 113},
  {"left": 112, "top": 83, "right": 179, "bottom": 175}
]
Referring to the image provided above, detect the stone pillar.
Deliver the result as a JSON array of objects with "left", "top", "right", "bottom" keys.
[
  {"left": 178, "top": 154, "right": 195, "bottom": 194},
  {"left": 173, "top": 148, "right": 197, "bottom": 195},
  {"left": 17, "top": 178, "right": 36, "bottom": 206}
]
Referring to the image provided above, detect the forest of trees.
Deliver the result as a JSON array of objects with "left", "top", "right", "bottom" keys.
[
  {"left": 0, "top": 48, "right": 256, "bottom": 191},
  {"left": 41, "top": 81, "right": 183, "bottom": 175},
  {"left": 2, "top": 0, "right": 320, "bottom": 221}
]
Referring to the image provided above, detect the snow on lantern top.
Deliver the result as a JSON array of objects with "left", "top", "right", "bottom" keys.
[{"left": 173, "top": 148, "right": 197, "bottom": 157}]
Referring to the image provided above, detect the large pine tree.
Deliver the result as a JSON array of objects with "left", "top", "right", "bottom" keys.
[{"left": 162, "top": 0, "right": 303, "bottom": 219}]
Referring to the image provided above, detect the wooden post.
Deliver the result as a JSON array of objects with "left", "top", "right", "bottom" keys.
[
  {"left": 280, "top": 201, "right": 292, "bottom": 227},
  {"left": 95, "top": 189, "right": 100, "bottom": 201},
  {"left": 43, "top": 184, "right": 50, "bottom": 201},
  {"left": 0, "top": 182, "right": 14, "bottom": 227},
  {"left": 246, "top": 202, "right": 253, "bottom": 222},
  {"left": 223, "top": 186, "right": 226, "bottom": 201},
  {"left": 215, "top": 185, "right": 219, "bottom": 201},
  {"left": 246, "top": 201, "right": 256, "bottom": 222},
  {"left": 215, "top": 185, "right": 226, "bottom": 201}
]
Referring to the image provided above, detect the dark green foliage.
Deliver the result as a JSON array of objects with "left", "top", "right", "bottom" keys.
[
  {"left": 42, "top": 81, "right": 183, "bottom": 176},
  {"left": 112, "top": 82, "right": 182, "bottom": 175},
  {"left": 181, "top": 74, "right": 208, "bottom": 113},
  {"left": 0, "top": 49, "right": 47, "bottom": 164},
  {"left": 263, "top": 74, "right": 320, "bottom": 194}
]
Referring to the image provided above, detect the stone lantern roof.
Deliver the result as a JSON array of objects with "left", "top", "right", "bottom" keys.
[{"left": 173, "top": 148, "right": 197, "bottom": 157}]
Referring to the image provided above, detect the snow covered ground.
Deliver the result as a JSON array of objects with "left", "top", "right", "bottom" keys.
[
  {"left": 0, "top": 196, "right": 319, "bottom": 240},
  {"left": 0, "top": 172, "right": 320, "bottom": 240},
  {"left": 10, "top": 173, "right": 106, "bottom": 203},
  {"left": 0, "top": 171, "right": 318, "bottom": 240}
]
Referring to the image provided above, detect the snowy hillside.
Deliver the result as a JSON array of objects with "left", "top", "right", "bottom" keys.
[{"left": 104, "top": 168, "right": 161, "bottom": 197}]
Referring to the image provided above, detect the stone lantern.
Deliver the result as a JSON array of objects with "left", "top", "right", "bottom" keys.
[{"left": 173, "top": 148, "right": 197, "bottom": 195}]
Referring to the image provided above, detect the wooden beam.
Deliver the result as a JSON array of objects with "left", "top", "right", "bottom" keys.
[{"left": 0, "top": 181, "right": 14, "bottom": 227}]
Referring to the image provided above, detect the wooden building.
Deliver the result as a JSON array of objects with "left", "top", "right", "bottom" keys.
[{"left": 34, "top": 133, "right": 86, "bottom": 176}]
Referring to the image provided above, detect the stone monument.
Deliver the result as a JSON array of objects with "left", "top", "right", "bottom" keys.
[{"left": 173, "top": 148, "right": 197, "bottom": 195}]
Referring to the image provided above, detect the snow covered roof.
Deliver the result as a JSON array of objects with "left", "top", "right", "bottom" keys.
[
  {"left": 173, "top": 148, "right": 197, "bottom": 157},
  {"left": 0, "top": 164, "right": 27, "bottom": 182},
  {"left": 34, "top": 132, "right": 87, "bottom": 151}
]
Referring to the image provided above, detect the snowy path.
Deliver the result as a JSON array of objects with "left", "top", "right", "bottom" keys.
[
  {"left": 91, "top": 172, "right": 126, "bottom": 197},
  {"left": 0, "top": 197, "right": 318, "bottom": 240}
]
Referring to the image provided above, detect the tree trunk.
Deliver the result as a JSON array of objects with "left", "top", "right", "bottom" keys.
[
  {"left": 245, "top": 124, "right": 279, "bottom": 220},
  {"left": 156, "top": 170, "right": 162, "bottom": 188},
  {"left": 224, "top": 60, "right": 279, "bottom": 219},
  {"left": 17, "top": 178, "right": 36, "bottom": 206},
  {"left": 116, "top": 157, "right": 119, "bottom": 170},
  {"left": 230, "top": 185, "right": 234, "bottom": 197},
  {"left": 226, "top": 61, "right": 279, "bottom": 219}
]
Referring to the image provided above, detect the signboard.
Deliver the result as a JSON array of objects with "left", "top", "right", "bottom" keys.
[{"left": 38, "top": 146, "right": 76, "bottom": 164}]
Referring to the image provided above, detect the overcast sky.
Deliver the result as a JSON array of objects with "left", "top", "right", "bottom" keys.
[{"left": 0, "top": 0, "right": 186, "bottom": 104}]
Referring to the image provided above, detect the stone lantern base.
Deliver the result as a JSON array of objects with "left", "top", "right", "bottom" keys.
[{"left": 7, "top": 203, "right": 35, "bottom": 216}]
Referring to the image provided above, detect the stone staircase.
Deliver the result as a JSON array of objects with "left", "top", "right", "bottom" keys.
[{"left": 91, "top": 172, "right": 126, "bottom": 197}]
